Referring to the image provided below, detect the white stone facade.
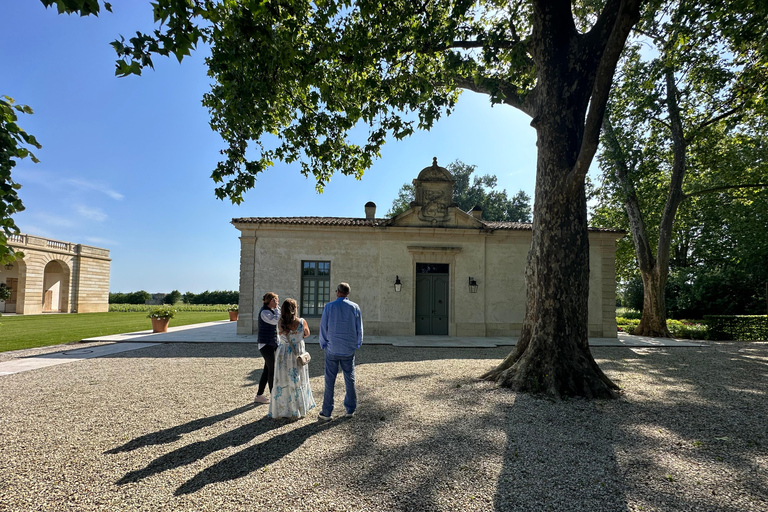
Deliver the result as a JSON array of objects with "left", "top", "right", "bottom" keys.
[
  {"left": 1, "top": 234, "right": 111, "bottom": 314},
  {"left": 233, "top": 161, "right": 622, "bottom": 338}
]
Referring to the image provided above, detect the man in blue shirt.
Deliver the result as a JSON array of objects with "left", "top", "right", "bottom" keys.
[{"left": 318, "top": 282, "right": 363, "bottom": 420}]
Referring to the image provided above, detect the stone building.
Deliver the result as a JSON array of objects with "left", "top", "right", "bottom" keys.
[
  {"left": 1, "top": 233, "right": 111, "bottom": 314},
  {"left": 232, "top": 159, "right": 622, "bottom": 338}
]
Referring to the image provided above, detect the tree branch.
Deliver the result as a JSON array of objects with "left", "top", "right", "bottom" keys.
[
  {"left": 684, "top": 183, "right": 768, "bottom": 199},
  {"left": 568, "top": 0, "right": 643, "bottom": 194},
  {"left": 655, "top": 66, "right": 687, "bottom": 274},
  {"left": 603, "top": 115, "right": 656, "bottom": 272},
  {"left": 686, "top": 103, "right": 748, "bottom": 143},
  {"left": 453, "top": 76, "right": 533, "bottom": 116},
  {"left": 448, "top": 40, "right": 520, "bottom": 50},
  {"left": 650, "top": 115, "right": 672, "bottom": 132}
]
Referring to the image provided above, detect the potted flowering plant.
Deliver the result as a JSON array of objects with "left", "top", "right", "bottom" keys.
[
  {"left": 227, "top": 303, "right": 239, "bottom": 322},
  {"left": 147, "top": 306, "right": 177, "bottom": 333}
]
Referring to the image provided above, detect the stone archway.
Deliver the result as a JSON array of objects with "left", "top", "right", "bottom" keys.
[
  {"left": 1, "top": 258, "right": 25, "bottom": 314},
  {"left": 42, "top": 260, "right": 70, "bottom": 313}
]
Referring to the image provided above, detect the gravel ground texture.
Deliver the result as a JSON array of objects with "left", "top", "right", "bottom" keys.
[{"left": 1, "top": 341, "right": 766, "bottom": 512}]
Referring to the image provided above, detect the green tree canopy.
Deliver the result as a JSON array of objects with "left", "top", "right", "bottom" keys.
[
  {"left": 592, "top": 0, "right": 768, "bottom": 335},
  {"left": 164, "top": 289, "right": 183, "bottom": 305},
  {"left": 387, "top": 160, "right": 531, "bottom": 222}
]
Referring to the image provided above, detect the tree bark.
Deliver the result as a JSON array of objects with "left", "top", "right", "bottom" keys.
[
  {"left": 633, "top": 66, "right": 687, "bottom": 336},
  {"left": 481, "top": 0, "right": 641, "bottom": 399}
]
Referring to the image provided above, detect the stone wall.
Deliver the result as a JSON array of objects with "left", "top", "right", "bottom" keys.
[
  {"left": 234, "top": 222, "right": 621, "bottom": 338},
  {"left": 1, "top": 234, "right": 110, "bottom": 314}
]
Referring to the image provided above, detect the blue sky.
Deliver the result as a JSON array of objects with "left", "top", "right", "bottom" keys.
[{"left": 2, "top": 1, "right": 539, "bottom": 293}]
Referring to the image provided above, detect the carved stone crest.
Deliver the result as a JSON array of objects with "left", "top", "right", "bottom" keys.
[{"left": 413, "top": 158, "right": 454, "bottom": 224}]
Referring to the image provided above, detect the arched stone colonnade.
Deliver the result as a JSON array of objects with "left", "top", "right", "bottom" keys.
[{"left": 1, "top": 234, "right": 111, "bottom": 314}]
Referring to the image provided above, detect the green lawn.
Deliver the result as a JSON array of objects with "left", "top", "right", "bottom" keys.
[{"left": 0, "top": 311, "right": 229, "bottom": 353}]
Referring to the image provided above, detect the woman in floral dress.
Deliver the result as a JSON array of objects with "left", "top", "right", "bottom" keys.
[{"left": 269, "top": 298, "right": 316, "bottom": 419}]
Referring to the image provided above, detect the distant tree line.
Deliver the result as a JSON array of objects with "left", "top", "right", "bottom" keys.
[
  {"left": 109, "top": 291, "right": 151, "bottom": 304},
  {"left": 109, "top": 290, "right": 238, "bottom": 305}
]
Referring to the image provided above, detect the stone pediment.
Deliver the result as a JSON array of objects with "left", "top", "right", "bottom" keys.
[{"left": 390, "top": 205, "right": 485, "bottom": 228}]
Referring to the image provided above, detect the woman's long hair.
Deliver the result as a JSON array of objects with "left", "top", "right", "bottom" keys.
[{"left": 279, "top": 298, "right": 299, "bottom": 333}]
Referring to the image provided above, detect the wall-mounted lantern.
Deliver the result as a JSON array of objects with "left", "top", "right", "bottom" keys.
[
  {"left": 468, "top": 277, "right": 479, "bottom": 293},
  {"left": 394, "top": 275, "right": 402, "bottom": 292}
]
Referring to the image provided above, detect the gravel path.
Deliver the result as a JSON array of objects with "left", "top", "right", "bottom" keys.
[{"left": 1, "top": 341, "right": 766, "bottom": 511}]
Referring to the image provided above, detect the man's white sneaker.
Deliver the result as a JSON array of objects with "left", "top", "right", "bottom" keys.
[
  {"left": 254, "top": 395, "right": 269, "bottom": 404},
  {"left": 318, "top": 414, "right": 331, "bottom": 422}
]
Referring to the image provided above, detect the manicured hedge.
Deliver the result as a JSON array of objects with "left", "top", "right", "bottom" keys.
[{"left": 704, "top": 315, "right": 768, "bottom": 341}]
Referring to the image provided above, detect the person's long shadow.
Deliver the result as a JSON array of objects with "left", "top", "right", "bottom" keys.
[
  {"left": 106, "top": 404, "right": 256, "bottom": 454},
  {"left": 174, "top": 418, "right": 339, "bottom": 496},
  {"left": 115, "top": 414, "right": 281, "bottom": 485}
]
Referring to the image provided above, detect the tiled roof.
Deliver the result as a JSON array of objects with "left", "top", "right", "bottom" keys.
[
  {"left": 232, "top": 217, "right": 623, "bottom": 233},
  {"left": 482, "top": 221, "right": 531, "bottom": 230},
  {"left": 484, "top": 221, "right": 624, "bottom": 233},
  {"left": 231, "top": 217, "right": 391, "bottom": 226}
]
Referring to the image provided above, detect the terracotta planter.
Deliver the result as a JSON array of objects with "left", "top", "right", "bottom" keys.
[
  {"left": 151, "top": 317, "right": 170, "bottom": 333},
  {"left": 228, "top": 311, "right": 239, "bottom": 321}
]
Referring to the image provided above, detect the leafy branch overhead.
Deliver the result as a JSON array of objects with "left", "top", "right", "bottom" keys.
[
  {"left": 109, "top": 0, "right": 546, "bottom": 201},
  {"left": 0, "top": 97, "right": 38, "bottom": 263}
]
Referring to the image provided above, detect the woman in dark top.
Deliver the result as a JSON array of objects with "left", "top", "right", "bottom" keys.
[{"left": 254, "top": 292, "right": 280, "bottom": 404}]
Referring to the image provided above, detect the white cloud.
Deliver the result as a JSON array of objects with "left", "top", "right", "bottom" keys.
[
  {"left": 75, "top": 205, "right": 107, "bottom": 222},
  {"left": 66, "top": 179, "right": 124, "bottom": 200}
]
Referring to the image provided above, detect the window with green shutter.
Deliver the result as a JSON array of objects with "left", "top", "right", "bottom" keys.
[{"left": 301, "top": 261, "right": 331, "bottom": 316}]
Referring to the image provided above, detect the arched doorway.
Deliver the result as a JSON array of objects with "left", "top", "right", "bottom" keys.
[
  {"left": 1, "top": 259, "right": 24, "bottom": 314},
  {"left": 42, "top": 260, "right": 70, "bottom": 313}
]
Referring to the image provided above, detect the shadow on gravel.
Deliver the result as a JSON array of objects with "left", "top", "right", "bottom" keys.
[
  {"left": 115, "top": 414, "right": 283, "bottom": 486},
  {"left": 241, "top": 345, "right": 510, "bottom": 388},
  {"left": 494, "top": 397, "right": 628, "bottom": 511},
  {"left": 174, "top": 419, "right": 339, "bottom": 496},
  {"left": 588, "top": 344, "right": 768, "bottom": 511},
  {"left": 105, "top": 403, "right": 256, "bottom": 454}
]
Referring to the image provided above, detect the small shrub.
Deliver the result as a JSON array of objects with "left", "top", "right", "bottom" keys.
[
  {"left": 227, "top": 304, "right": 239, "bottom": 312},
  {"left": 616, "top": 317, "right": 640, "bottom": 334},
  {"left": 147, "top": 306, "right": 177, "bottom": 320},
  {"left": 0, "top": 283, "right": 11, "bottom": 302},
  {"left": 616, "top": 307, "right": 642, "bottom": 320},
  {"left": 667, "top": 320, "right": 707, "bottom": 340},
  {"left": 615, "top": 317, "right": 708, "bottom": 339}
]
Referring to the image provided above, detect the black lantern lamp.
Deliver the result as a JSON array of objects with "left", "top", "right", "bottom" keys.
[
  {"left": 394, "top": 275, "right": 402, "bottom": 292},
  {"left": 468, "top": 277, "right": 479, "bottom": 293}
]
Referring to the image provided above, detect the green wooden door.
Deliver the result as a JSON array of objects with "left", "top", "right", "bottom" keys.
[{"left": 415, "top": 273, "right": 449, "bottom": 335}]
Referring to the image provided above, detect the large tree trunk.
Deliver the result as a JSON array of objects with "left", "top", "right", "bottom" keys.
[
  {"left": 635, "top": 265, "right": 671, "bottom": 336},
  {"left": 482, "top": 0, "right": 641, "bottom": 399},
  {"left": 483, "top": 131, "right": 618, "bottom": 398}
]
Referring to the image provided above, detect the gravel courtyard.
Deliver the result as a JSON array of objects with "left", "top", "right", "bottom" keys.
[{"left": 1, "top": 341, "right": 766, "bottom": 511}]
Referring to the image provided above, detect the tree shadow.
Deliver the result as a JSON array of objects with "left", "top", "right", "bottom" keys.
[
  {"left": 115, "top": 415, "right": 282, "bottom": 486},
  {"left": 585, "top": 344, "right": 768, "bottom": 511},
  {"left": 174, "top": 419, "right": 339, "bottom": 496},
  {"left": 105, "top": 403, "right": 256, "bottom": 454},
  {"left": 493, "top": 397, "right": 628, "bottom": 511}
]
